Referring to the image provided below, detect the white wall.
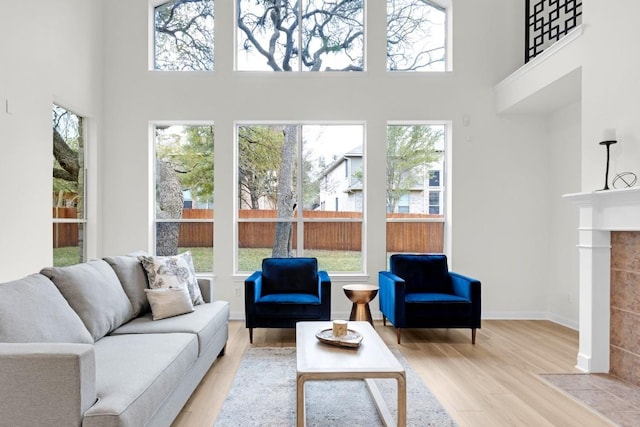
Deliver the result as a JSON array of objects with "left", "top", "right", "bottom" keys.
[
  {"left": 492, "top": 0, "right": 640, "bottom": 329},
  {"left": 0, "top": 0, "right": 103, "bottom": 281},
  {"left": 538, "top": 0, "right": 640, "bottom": 328},
  {"left": 99, "top": 0, "right": 563, "bottom": 320},
  {"left": 581, "top": 0, "right": 640, "bottom": 191},
  {"left": 548, "top": 102, "right": 581, "bottom": 328}
]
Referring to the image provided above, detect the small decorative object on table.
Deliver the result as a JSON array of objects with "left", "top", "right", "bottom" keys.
[
  {"left": 613, "top": 172, "right": 637, "bottom": 189},
  {"left": 316, "top": 324, "right": 363, "bottom": 348},
  {"left": 599, "top": 128, "right": 617, "bottom": 191},
  {"left": 332, "top": 319, "right": 348, "bottom": 337}
]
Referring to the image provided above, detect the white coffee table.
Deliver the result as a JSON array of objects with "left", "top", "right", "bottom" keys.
[{"left": 296, "top": 321, "right": 406, "bottom": 427}]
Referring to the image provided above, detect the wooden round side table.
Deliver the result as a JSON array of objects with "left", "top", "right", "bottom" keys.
[{"left": 342, "top": 284, "right": 379, "bottom": 326}]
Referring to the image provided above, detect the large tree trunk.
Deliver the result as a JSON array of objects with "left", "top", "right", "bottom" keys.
[
  {"left": 156, "top": 159, "right": 184, "bottom": 256},
  {"left": 250, "top": 175, "right": 260, "bottom": 209},
  {"left": 272, "top": 125, "right": 297, "bottom": 258}
]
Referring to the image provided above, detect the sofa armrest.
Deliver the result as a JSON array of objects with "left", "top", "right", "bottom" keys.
[
  {"left": 318, "top": 271, "right": 332, "bottom": 318},
  {"left": 450, "top": 272, "right": 482, "bottom": 327},
  {"left": 378, "top": 271, "right": 406, "bottom": 325},
  {"left": 318, "top": 271, "right": 331, "bottom": 299},
  {"left": 244, "top": 272, "right": 263, "bottom": 328},
  {"left": 0, "top": 343, "right": 96, "bottom": 427},
  {"left": 244, "top": 271, "right": 262, "bottom": 302},
  {"left": 197, "top": 277, "right": 214, "bottom": 303},
  {"left": 449, "top": 272, "right": 480, "bottom": 300}
]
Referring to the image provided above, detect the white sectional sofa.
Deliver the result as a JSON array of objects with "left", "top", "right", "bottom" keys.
[{"left": 0, "top": 254, "right": 229, "bottom": 427}]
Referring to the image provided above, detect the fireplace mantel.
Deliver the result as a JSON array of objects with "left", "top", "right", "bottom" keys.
[{"left": 564, "top": 187, "right": 640, "bottom": 372}]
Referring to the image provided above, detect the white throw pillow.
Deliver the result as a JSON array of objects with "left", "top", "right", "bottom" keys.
[
  {"left": 144, "top": 288, "right": 194, "bottom": 320},
  {"left": 139, "top": 252, "right": 204, "bottom": 305}
]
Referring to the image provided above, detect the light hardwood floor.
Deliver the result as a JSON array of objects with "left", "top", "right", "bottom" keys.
[{"left": 172, "top": 320, "right": 615, "bottom": 427}]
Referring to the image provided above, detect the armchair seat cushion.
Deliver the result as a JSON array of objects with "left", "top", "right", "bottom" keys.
[
  {"left": 406, "top": 293, "right": 472, "bottom": 319},
  {"left": 257, "top": 293, "right": 321, "bottom": 304},
  {"left": 405, "top": 293, "right": 469, "bottom": 303},
  {"left": 254, "top": 299, "right": 325, "bottom": 319}
]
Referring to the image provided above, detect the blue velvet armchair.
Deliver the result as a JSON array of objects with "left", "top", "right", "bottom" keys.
[
  {"left": 379, "top": 254, "right": 481, "bottom": 344},
  {"left": 244, "top": 257, "right": 331, "bottom": 343}
]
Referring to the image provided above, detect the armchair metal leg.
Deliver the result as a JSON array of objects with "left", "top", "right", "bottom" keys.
[
  {"left": 383, "top": 315, "right": 386, "bottom": 326},
  {"left": 471, "top": 328, "right": 476, "bottom": 345},
  {"left": 249, "top": 328, "right": 253, "bottom": 344},
  {"left": 397, "top": 328, "right": 401, "bottom": 345}
]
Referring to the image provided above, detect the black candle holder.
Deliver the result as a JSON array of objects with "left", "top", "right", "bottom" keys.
[{"left": 599, "top": 140, "right": 617, "bottom": 191}]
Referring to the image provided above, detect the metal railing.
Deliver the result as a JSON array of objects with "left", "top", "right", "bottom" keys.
[{"left": 525, "top": 0, "right": 582, "bottom": 63}]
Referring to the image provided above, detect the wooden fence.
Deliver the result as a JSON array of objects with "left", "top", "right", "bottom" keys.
[
  {"left": 53, "top": 208, "right": 80, "bottom": 248},
  {"left": 53, "top": 208, "right": 444, "bottom": 253},
  {"left": 181, "top": 209, "right": 444, "bottom": 252},
  {"left": 179, "top": 209, "right": 214, "bottom": 247}
]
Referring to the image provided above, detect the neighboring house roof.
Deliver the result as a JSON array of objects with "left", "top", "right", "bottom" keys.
[{"left": 319, "top": 144, "right": 362, "bottom": 177}]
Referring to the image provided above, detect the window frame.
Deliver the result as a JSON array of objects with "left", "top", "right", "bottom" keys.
[
  {"left": 149, "top": 0, "right": 215, "bottom": 72},
  {"left": 386, "top": 0, "right": 452, "bottom": 73},
  {"left": 52, "top": 104, "right": 88, "bottom": 266},
  {"left": 385, "top": 121, "right": 448, "bottom": 257},
  {"left": 152, "top": 122, "right": 215, "bottom": 274},
  {"left": 234, "top": 0, "right": 366, "bottom": 72},
  {"left": 234, "top": 121, "right": 366, "bottom": 274}
]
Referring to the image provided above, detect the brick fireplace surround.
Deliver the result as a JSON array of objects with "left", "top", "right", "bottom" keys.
[
  {"left": 565, "top": 187, "right": 640, "bottom": 381},
  {"left": 610, "top": 231, "right": 640, "bottom": 385}
]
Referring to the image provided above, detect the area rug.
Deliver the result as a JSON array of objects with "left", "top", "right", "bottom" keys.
[{"left": 215, "top": 347, "right": 457, "bottom": 427}]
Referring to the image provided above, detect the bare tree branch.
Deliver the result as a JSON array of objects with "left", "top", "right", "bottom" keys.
[{"left": 53, "top": 128, "right": 79, "bottom": 183}]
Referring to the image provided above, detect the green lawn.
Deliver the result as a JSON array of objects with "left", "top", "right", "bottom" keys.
[
  {"left": 182, "top": 247, "right": 362, "bottom": 273},
  {"left": 53, "top": 246, "right": 362, "bottom": 273},
  {"left": 52, "top": 246, "right": 83, "bottom": 267},
  {"left": 233, "top": 248, "right": 362, "bottom": 273}
]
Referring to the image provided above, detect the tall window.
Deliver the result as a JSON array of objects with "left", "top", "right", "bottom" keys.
[
  {"left": 237, "top": 124, "right": 364, "bottom": 272},
  {"left": 153, "top": 0, "right": 214, "bottom": 71},
  {"left": 53, "top": 105, "right": 86, "bottom": 267},
  {"left": 154, "top": 124, "right": 214, "bottom": 272},
  {"left": 386, "top": 0, "right": 448, "bottom": 71},
  {"left": 386, "top": 123, "right": 445, "bottom": 256},
  {"left": 236, "top": 0, "right": 364, "bottom": 71}
]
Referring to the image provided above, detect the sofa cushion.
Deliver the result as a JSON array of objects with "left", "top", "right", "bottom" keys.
[
  {"left": 103, "top": 254, "right": 150, "bottom": 319},
  {"left": 41, "top": 260, "right": 133, "bottom": 341},
  {"left": 111, "top": 301, "right": 230, "bottom": 356},
  {"left": 261, "top": 257, "right": 319, "bottom": 295},
  {"left": 82, "top": 333, "right": 198, "bottom": 427},
  {"left": 0, "top": 274, "right": 93, "bottom": 344},
  {"left": 139, "top": 252, "right": 204, "bottom": 306},
  {"left": 144, "top": 287, "right": 194, "bottom": 320}
]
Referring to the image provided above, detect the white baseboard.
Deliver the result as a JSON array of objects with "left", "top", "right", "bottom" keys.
[
  {"left": 229, "top": 310, "right": 578, "bottom": 331},
  {"left": 547, "top": 313, "right": 579, "bottom": 330},
  {"left": 481, "top": 310, "right": 549, "bottom": 320},
  {"left": 481, "top": 310, "right": 578, "bottom": 330}
]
